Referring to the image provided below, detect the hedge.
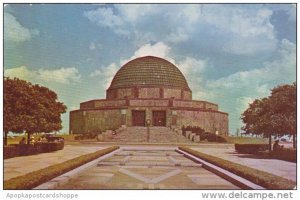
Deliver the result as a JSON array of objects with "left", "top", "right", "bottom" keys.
[
  {"left": 235, "top": 144, "right": 268, "bottom": 154},
  {"left": 4, "top": 146, "right": 119, "bottom": 189},
  {"left": 3, "top": 146, "right": 19, "bottom": 159},
  {"left": 271, "top": 148, "right": 296, "bottom": 163},
  {"left": 179, "top": 146, "right": 295, "bottom": 189},
  {"left": 74, "top": 133, "right": 97, "bottom": 140},
  {"left": 207, "top": 134, "right": 227, "bottom": 143},
  {"left": 4, "top": 142, "right": 64, "bottom": 159}
]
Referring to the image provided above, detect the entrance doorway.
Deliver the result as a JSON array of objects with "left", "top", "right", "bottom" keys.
[
  {"left": 132, "top": 110, "right": 146, "bottom": 126},
  {"left": 152, "top": 111, "right": 166, "bottom": 126}
]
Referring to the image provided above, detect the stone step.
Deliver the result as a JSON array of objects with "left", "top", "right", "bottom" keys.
[{"left": 102, "top": 126, "right": 192, "bottom": 143}]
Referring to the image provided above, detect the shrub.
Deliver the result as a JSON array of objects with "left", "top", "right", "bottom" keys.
[
  {"left": 4, "top": 146, "right": 119, "bottom": 189},
  {"left": 271, "top": 148, "right": 296, "bottom": 163},
  {"left": 179, "top": 146, "right": 295, "bottom": 189},
  {"left": 4, "top": 142, "right": 65, "bottom": 159},
  {"left": 74, "top": 135, "right": 84, "bottom": 140},
  {"left": 206, "top": 133, "right": 227, "bottom": 143},
  {"left": 38, "top": 142, "right": 64, "bottom": 152},
  {"left": 4, "top": 146, "right": 19, "bottom": 159},
  {"left": 235, "top": 144, "right": 268, "bottom": 154}
]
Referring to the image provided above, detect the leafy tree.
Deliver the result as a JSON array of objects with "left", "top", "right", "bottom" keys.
[
  {"left": 4, "top": 77, "right": 67, "bottom": 145},
  {"left": 241, "top": 98, "right": 274, "bottom": 151},
  {"left": 241, "top": 82, "right": 296, "bottom": 151},
  {"left": 268, "top": 82, "right": 296, "bottom": 148}
]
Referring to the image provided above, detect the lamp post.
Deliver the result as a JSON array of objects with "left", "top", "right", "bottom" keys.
[
  {"left": 216, "top": 130, "right": 219, "bottom": 143},
  {"left": 146, "top": 119, "right": 151, "bottom": 142}
]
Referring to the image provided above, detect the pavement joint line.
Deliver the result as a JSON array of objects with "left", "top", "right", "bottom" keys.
[
  {"left": 167, "top": 155, "right": 178, "bottom": 165},
  {"left": 119, "top": 168, "right": 151, "bottom": 183},
  {"left": 122, "top": 166, "right": 173, "bottom": 169},
  {"left": 149, "top": 169, "right": 182, "bottom": 184},
  {"left": 176, "top": 148, "right": 265, "bottom": 189},
  {"left": 119, "top": 168, "right": 182, "bottom": 184},
  {"left": 34, "top": 147, "right": 121, "bottom": 189}
]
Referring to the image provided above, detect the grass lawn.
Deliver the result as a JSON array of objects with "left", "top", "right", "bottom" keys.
[{"left": 227, "top": 136, "right": 268, "bottom": 144}]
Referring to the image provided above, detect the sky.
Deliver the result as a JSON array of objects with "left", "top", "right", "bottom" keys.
[{"left": 3, "top": 3, "right": 296, "bottom": 135}]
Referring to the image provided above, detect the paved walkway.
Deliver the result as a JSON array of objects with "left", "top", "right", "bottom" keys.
[
  {"left": 4, "top": 143, "right": 109, "bottom": 181},
  {"left": 190, "top": 146, "right": 297, "bottom": 182},
  {"left": 4, "top": 143, "right": 296, "bottom": 188},
  {"left": 58, "top": 146, "right": 239, "bottom": 189}
]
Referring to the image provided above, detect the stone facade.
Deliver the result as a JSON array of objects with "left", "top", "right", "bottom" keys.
[
  {"left": 106, "top": 86, "right": 192, "bottom": 100},
  {"left": 70, "top": 56, "right": 229, "bottom": 136}
]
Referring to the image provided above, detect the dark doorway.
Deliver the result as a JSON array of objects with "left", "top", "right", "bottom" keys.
[
  {"left": 153, "top": 111, "right": 166, "bottom": 126},
  {"left": 132, "top": 110, "right": 146, "bottom": 126}
]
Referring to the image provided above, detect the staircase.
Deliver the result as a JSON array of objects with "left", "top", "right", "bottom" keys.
[{"left": 105, "top": 126, "right": 192, "bottom": 144}]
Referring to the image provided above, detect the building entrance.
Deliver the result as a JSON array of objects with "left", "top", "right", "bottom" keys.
[
  {"left": 152, "top": 111, "right": 166, "bottom": 126},
  {"left": 132, "top": 110, "right": 146, "bottom": 126}
]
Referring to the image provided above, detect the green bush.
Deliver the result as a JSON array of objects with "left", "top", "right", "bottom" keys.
[
  {"left": 206, "top": 133, "right": 227, "bottom": 142},
  {"left": 4, "top": 146, "right": 19, "bottom": 159},
  {"left": 38, "top": 142, "right": 64, "bottom": 152},
  {"left": 4, "top": 146, "right": 119, "bottom": 189},
  {"left": 271, "top": 148, "right": 296, "bottom": 163},
  {"left": 235, "top": 143, "right": 268, "bottom": 153},
  {"left": 74, "top": 135, "right": 84, "bottom": 140},
  {"left": 179, "top": 146, "right": 295, "bottom": 189},
  {"left": 4, "top": 142, "right": 65, "bottom": 159}
]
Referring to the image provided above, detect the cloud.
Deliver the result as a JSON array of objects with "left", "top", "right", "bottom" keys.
[
  {"left": 5, "top": 66, "right": 81, "bottom": 84},
  {"left": 89, "top": 42, "right": 96, "bottom": 50},
  {"left": 89, "top": 63, "right": 119, "bottom": 89},
  {"left": 200, "top": 6, "right": 277, "bottom": 55},
  {"left": 120, "top": 42, "right": 174, "bottom": 66},
  {"left": 4, "top": 12, "right": 39, "bottom": 42},
  {"left": 208, "top": 39, "right": 295, "bottom": 92},
  {"left": 176, "top": 57, "right": 210, "bottom": 100},
  {"left": 115, "top": 4, "right": 158, "bottom": 23},
  {"left": 84, "top": 5, "right": 278, "bottom": 55},
  {"left": 167, "top": 27, "right": 189, "bottom": 43},
  {"left": 203, "top": 39, "right": 296, "bottom": 132},
  {"left": 84, "top": 7, "right": 129, "bottom": 36},
  {"left": 90, "top": 41, "right": 209, "bottom": 95},
  {"left": 90, "top": 42, "right": 173, "bottom": 91}
]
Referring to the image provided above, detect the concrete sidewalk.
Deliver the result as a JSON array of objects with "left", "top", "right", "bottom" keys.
[
  {"left": 190, "top": 145, "right": 296, "bottom": 182},
  {"left": 4, "top": 143, "right": 110, "bottom": 181},
  {"left": 4, "top": 143, "right": 296, "bottom": 185}
]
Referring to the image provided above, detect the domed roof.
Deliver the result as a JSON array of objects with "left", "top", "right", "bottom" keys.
[{"left": 109, "top": 56, "right": 190, "bottom": 90}]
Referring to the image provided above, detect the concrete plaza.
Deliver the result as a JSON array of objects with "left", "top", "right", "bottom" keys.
[
  {"left": 57, "top": 147, "right": 239, "bottom": 189},
  {"left": 4, "top": 142, "right": 297, "bottom": 189}
]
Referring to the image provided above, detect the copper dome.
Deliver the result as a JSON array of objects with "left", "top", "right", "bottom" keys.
[{"left": 108, "top": 56, "right": 190, "bottom": 90}]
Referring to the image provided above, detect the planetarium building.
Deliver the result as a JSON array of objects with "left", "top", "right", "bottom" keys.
[{"left": 70, "top": 56, "right": 228, "bottom": 135}]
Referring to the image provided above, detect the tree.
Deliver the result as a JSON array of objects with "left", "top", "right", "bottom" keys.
[
  {"left": 241, "top": 98, "right": 275, "bottom": 151},
  {"left": 3, "top": 77, "right": 67, "bottom": 145},
  {"left": 241, "top": 82, "right": 296, "bottom": 151},
  {"left": 268, "top": 82, "right": 296, "bottom": 148}
]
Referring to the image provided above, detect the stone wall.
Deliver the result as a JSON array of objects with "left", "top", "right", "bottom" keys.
[
  {"left": 139, "top": 88, "right": 160, "bottom": 98},
  {"left": 80, "top": 101, "right": 95, "bottom": 109},
  {"left": 106, "top": 86, "right": 192, "bottom": 100},
  {"left": 205, "top": 102, "right": 218, "bottom": 110},
  {"left": 117, "top": 88, "right": 132, "bottom": 99},
  {"left": 70, "top": 109, "right": 124, "bottom": 134},
  {"left": 129, "top": 99, "right": 169, "bottom": 107},
  {"left": 175, "top": 110, "right": 228, "bottom": 135},
  {"left": 94, "top": 100, "right": 127, "bottom": 108},
  {"left": 69, "top": 111, "right": 85, "bottom": 134},
  {"left": 173, "top": 100, "right": 205, "bottom": 109},
  {"left": 183, "top": 90, "right": 192, "bottom": 99},
  {"left": 164, "top": 88, "right": 181, "bottom": 99}
]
